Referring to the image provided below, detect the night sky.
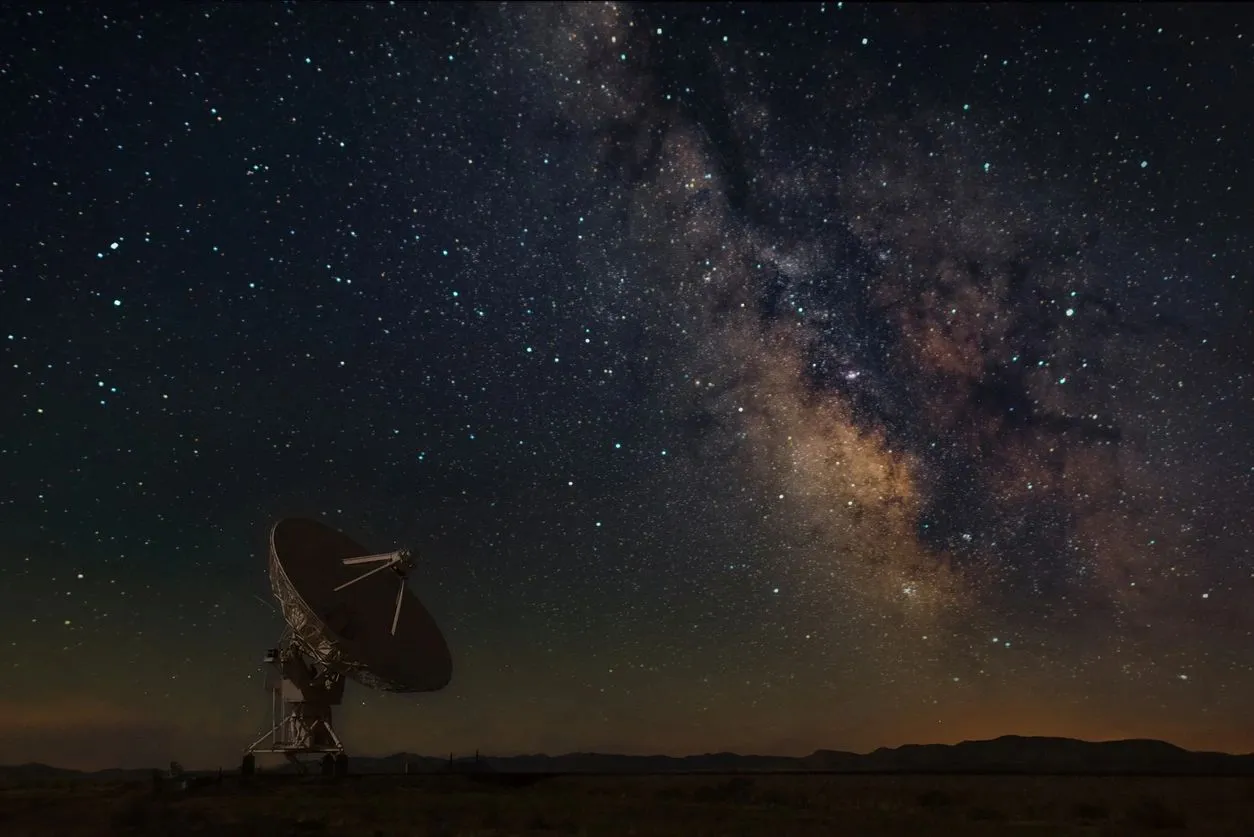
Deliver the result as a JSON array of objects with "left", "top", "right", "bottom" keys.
[{"left": 3, "top": 2, "right": 1252, "bottom": 771}]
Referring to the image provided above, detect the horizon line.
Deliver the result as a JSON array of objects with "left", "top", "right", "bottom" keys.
[{"left": 8, "top": 733, "right": 1254, "bottom": 775}]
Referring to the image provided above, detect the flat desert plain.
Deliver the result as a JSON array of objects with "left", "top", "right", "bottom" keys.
[{"left": 3, "top": 772, "right": 1253, "bottom": 836}]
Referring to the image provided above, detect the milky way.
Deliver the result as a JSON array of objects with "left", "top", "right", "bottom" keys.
[
  {"left": 497, "top": 1, "right": 1254, "bottom": 716},
  {"left": 2, "top": 3, "right": 1252, "bottom": 768}
]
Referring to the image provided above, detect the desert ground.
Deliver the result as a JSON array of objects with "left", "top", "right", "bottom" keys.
[{"left": 2, "top": 771, "right": 1252, "bottom": 836}]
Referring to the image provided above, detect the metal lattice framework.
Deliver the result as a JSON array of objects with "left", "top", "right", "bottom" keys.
[{"left": 268, "top": 539, "right": 409, "bottom": 691}]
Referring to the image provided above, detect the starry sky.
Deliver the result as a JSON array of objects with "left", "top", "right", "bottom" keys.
[{"left": 3, "top": 2, "right": 1252, "bottom": 771}]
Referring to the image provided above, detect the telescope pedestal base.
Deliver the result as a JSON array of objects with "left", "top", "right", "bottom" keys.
[{"left": 243, "top": 643, "right": 349, "bottom": 775}]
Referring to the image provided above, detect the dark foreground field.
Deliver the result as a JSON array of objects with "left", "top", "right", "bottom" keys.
[{"left": 3, "top": 772, "right": 1253, "bottom": 836}]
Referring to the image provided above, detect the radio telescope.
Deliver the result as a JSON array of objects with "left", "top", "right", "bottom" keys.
[{"left": 243, "top": 518, "right": 452, "bottom": 775}]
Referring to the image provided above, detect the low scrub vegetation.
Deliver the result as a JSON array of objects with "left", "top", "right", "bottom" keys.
[{"left": 0, "top": 772, "right": 1248, "bottom": 835}]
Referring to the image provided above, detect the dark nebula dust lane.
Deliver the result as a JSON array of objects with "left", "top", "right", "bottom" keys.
[{"left": 1, "top": 2, "right": 1252, "bottom": 769}]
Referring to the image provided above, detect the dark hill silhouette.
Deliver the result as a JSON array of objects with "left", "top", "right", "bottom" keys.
[
  {"left": 0, "top": 762, "right": 154, "bottom": 784},
  {"left": 804, "top": 735, "right": 1249, "bottom": 775},
  {"left": 4, "top": 736, "right": 1254, "bottom": 779},
  {"left": 350, "top": 736, "right": 1254, "bottom": 776}
]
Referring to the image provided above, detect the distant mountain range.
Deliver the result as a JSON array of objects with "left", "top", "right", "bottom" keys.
[
  {"left": 372, "top": 736, "right": 1254, "bottom": 776},
  {"left": 5, "top": 736, "right": 1254, "bottom": 780},
  {"left": 0, "top": 763, "right": 156, "bottom": 783}
]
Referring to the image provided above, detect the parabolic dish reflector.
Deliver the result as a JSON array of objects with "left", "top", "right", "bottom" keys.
[{"left": 268, "top": 518, "right": 452, "bottom": 692}]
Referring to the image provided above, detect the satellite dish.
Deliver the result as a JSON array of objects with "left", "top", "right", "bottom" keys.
[{"left": 243, "top": 518, "right": 451, "bottom": 774}]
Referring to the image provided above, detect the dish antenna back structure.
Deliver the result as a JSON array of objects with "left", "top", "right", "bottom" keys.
[{"left": 243, "top": 518, "right": 451, "bottom": 775}]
